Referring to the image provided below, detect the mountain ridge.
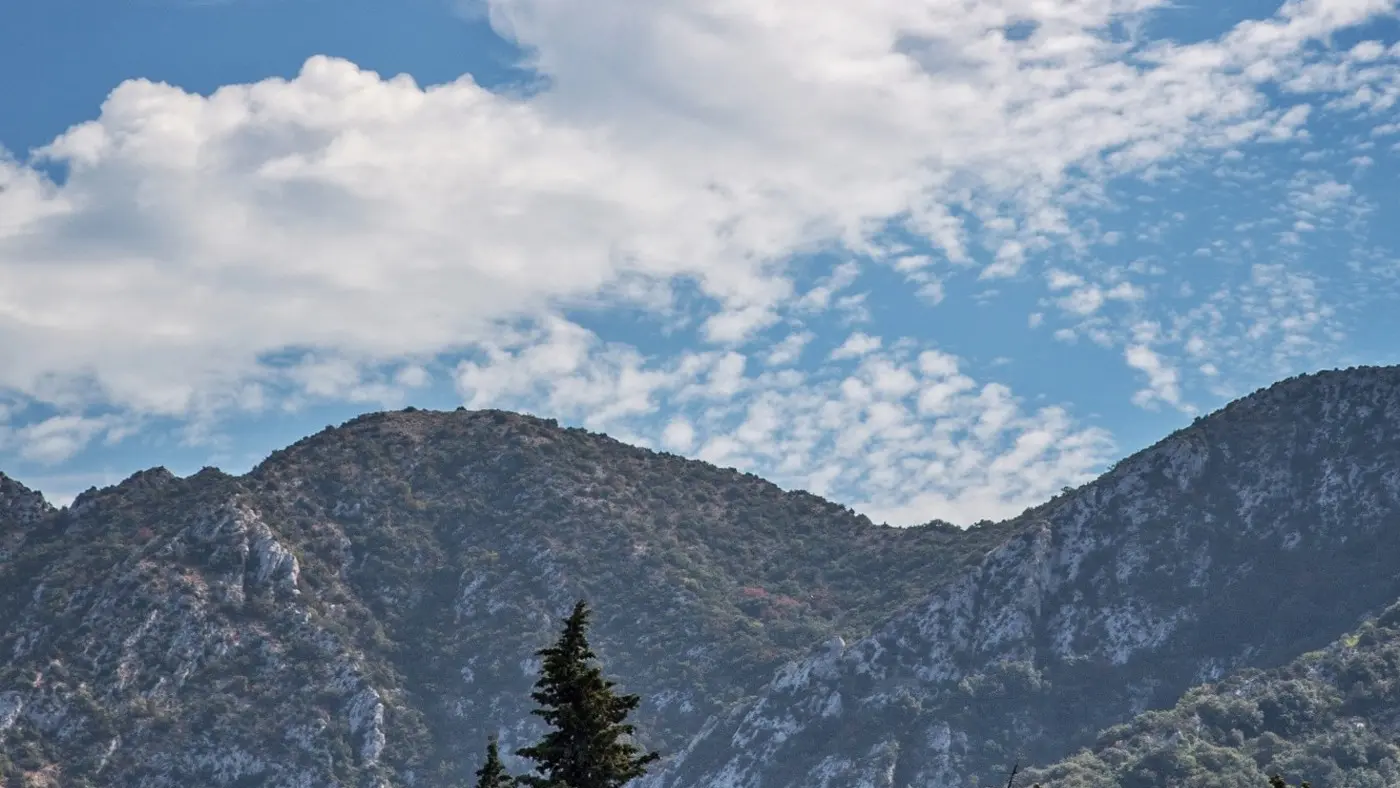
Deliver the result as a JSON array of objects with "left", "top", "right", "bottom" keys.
[
  {"left": 0, "top": 404, "right": 1014, "bottom": 786},
  {"left": 2, "top": 364, "right": 1399, "bottom": 787},
  {"left": 644, "top": 365, "right": 1400, "bottom": 788}
]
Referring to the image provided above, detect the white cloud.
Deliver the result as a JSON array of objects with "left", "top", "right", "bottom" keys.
[
  {"left": 1125, "top": 343, "right": 1191, "bottom": 413},
  {"left": 703, "top": 352, "right": 749, "bottom": 400},
  {"left": 395, "top": 364, "right": 431, "bottom": 389},
  {"left": 1157, "top": 260, "right": 1344, "bottom": 403},
  {"left": 1105, "top": 282, "right": 1145, "bottom": 301},
  {"left": 281, "top": 355, "right": 430, "bottom": 408},
  {"left": 450, "top": 324, "right": 1114, "bottom": 524},
  {"left": 2, "top": 0, "right": 1397, "bottom": 520},
  {"left": 797, "top": 262, "right": 862, "bottom": 313},
  {"left": 830, "top": 332, "right": 883, "bottom": 360},
  {"left": 1060, "top": 287, "right": 1107, "bottom": 316},
  {"left": 660, "top": 418, "right": 696, "bottom": 452},
  {"left": 1054, "top": 279, "right": 1145, "bottom": 316},
  {"left": 764, "top": 331, "right": 814, "bottom": 366},
  {"left": 454, "top": 317, "right": 676, "bottom": 428},
  {"left": 892, "top": 254, "right": 949, "bottom": 305},
  {"left": 702, "top": 305, "right": 783, "bottom": 345},
  {"left": 915, "top": 277, "right": 946, "bottom": 304},
  {"left": 5, "top": 415, "right": 129, "bottom": 466},
  {"left": 1046, "top": 269, "right": 1086, "bottom": 291},
  {"left": 2, "top": 0, "right": 1391, "bottom": 425}
]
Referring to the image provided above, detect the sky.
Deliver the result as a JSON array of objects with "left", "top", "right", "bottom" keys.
[{"left": 1, "top": 0, "right": 1398, "bottom": 525}]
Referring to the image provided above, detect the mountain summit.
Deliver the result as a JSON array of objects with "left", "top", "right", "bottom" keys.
[
  {"left": 2, "top": 366, "right": 1400, "bottom": 787},
  {"left": 0, "top": 473, "right": 52, "bottom": 528}
]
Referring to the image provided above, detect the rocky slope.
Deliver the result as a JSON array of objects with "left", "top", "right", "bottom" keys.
[
  {"left": 1022, "top": 599, "right": 1400, "bottom": 787},
  {"left": 646, "top": 366, "right": 1400, "bottom": 788},
  {"left": 0, "top": 409, "right": 1011, "bottom": 787},
  {"left": 2, "top": 366, "right": 1399, "bottom": 787}
]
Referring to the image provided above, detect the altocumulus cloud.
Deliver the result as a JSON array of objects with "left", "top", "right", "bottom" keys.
[{"left": 0, "top": 0, "right": 1396, "bottom": 522}]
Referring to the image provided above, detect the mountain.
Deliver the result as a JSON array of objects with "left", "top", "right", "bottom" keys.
[
  {"left": 2, "top": 366, "right": 1400, "bottom": 787},
  {"left": 0, "top": 409, "right": 1012, "bottom": 787},
  {"left": 647, "top": 366, "right": 1400, "bottom": 788}
]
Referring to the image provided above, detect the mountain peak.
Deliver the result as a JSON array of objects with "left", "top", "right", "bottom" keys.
[
  {"left": 1211, "top": 363, "right": 1400, "bottom": 421},
  {"left": 247, "top": 405, "right": 900, "bottom": 527},
  {"left": 947, "top": 364, "right": 1400, "bottom": 535},
  {"left": 0, "top": 472, "right": 52, "bottom": 526}
]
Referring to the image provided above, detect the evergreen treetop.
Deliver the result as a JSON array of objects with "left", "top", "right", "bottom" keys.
[
  {"left": 517, "top": 600, "right": 660, "bottom": 788},
  {"left": 473, "top": 736, "right": 512, "bottom": 788}
]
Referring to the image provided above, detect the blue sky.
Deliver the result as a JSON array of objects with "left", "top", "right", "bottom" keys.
[{"left": 1, "top": 0, "right": 1398, "bottom": 524}]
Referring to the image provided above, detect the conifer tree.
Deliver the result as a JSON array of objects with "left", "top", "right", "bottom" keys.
[
  {"left": 473, "top": 736, "right": 512, "bottom": 788},
  {"left": 517, "top": 600, "right": 660, "bottom": 788}
]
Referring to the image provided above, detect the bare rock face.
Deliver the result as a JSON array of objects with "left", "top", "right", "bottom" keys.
[
  {"left": 2, "top": 366, "right": 1400, "bottom": 787},
  {"left": 0, "top": 473, "right": 52, "bottom": 528}
]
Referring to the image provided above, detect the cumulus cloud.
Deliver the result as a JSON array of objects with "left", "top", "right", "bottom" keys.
[
  {"left": 4, "top": 0, "right": 1394, "bottom": 416},
  {"left": 1, "top": 0, "right": 1397, "bottom": 519},
  {"left": 1125, "top": 343, "right": 1190, "bottom": 412},
  {"left": 455, "top": 318, "right": 674, "bottom": 426},
  {"left": 764, "top": 331, "right": 814, "bottom": 367},
  {"left": 660, "top": 418, "right": 697, "bottom": 452},
  {"left": 829, "top": 332, "right": 883, "bottom": 360},
  {"left": 449, "top": 321, "right": 1115, "bottom": 524},
  {"left": 2, "top": 414, "right": 132, "bottom": 465}
]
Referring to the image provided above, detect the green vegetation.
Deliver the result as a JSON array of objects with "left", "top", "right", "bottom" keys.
[
  {"left": 7, "top": 384, "right": 1400, "bottom": 788},
  {"left": 1, "top": 410, "right": 1009, "bottom": 786},
  {"left": 245, "top": 408, "right": 1015, "bottom": 764},
  {"left": 509, "top": 600, "right": 657, "bottom": 788},
  {"left": 1022, "top": 601, "right": 1400, "bottom": 788},
  {"left": 472, "top": 737, "right": 512, "bottom": 788}
]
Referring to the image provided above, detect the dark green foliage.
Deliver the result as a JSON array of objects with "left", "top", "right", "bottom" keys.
[
  {"left": 517, "top": 601, "right": 659, "bottom": 788},
  {"left": 473, "top": 737, "right": 512, "bottom": 788},
  {"left": 1024, "top": 601, "right": 1400, "bottom": 788}
]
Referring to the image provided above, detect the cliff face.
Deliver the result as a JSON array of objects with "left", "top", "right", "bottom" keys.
[{"left": 2, "top": 367, "right": 1400, "bottom": 788}]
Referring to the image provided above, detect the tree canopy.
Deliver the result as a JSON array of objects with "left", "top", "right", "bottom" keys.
[{"left": 515, "top": 600, "right": 660, "bottom": 788}]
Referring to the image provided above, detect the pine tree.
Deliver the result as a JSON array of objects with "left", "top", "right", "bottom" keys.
[
  {"left": 517, "top": 600, "right": 660, "bottom": 788},
  {"left": 473, "top": 736, "right": 512, "bottom": 788}
]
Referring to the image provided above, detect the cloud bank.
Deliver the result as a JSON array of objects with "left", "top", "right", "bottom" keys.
[{"left": 1, "top": 0, "right": 1397, "bottom": 521}]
